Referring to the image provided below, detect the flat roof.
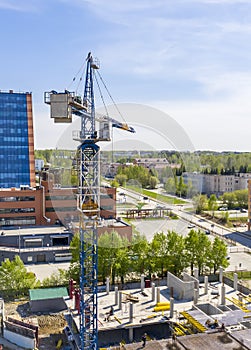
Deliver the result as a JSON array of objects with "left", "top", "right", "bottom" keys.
[
  {"left": 1, "top": 226, "right": 69, "bottom": 236},
  {"left": 29, "top": 287, "right": 68, "bottom": 301}
]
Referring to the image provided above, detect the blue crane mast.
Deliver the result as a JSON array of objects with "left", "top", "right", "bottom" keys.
[{"left": 45, "top": 52, "right": 135, "bottom": 350}]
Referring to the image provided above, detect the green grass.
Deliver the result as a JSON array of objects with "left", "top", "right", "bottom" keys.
[
  {"left": 126, "top": 186, "right": 187, "bottom": 205},
  {"left": 225, "top": 271, "right": 251, "bottom": 280}
]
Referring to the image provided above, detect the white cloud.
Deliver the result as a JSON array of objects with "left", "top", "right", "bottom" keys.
[
  {"left": 0, "top": 0, "right": 44, "bottom": 12},
  {"left": 153, "top": 75, "right": 251, "bottom": 151}
]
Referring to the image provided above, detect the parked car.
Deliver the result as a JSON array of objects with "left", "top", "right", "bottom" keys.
[
  {"left": 218, "top": 207, "right": 228, "bottom": 211},
  {"left": 205, "top": 230, "right": 210, "bottom": 235},
  {"left": 240, "top": 208, "right": 248, "bottom": 213},
  {"left": 188, "top": 224, "right": 195, "bottom": 229}
]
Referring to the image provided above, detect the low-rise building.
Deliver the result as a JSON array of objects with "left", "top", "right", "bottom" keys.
[
  {"left": 0, "top": 180, "right": 116, "bottom": 228},
  {"left": 248, "top": 179, "right": 251, "bottom": 230},
  {"left": 183, "top": 172, "right": 250, "bottom": 197},
  {"left": 0, "top": 226, "right": 73, "bottom": 264}
]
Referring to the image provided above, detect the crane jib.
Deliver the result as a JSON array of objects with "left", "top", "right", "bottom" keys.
[{"left": 112, "top": 122, "right": 136, "bottom": 133}]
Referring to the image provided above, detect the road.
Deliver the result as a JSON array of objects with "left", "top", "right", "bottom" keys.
[{"left": 25, "top": 187, "right": 250, "bottom": 280}]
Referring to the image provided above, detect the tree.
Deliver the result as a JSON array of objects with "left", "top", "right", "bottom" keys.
[
  {"left": 176, "top": 176, "right": 187, "bottom": 197},
  {"left": 209, "top": 237, "right": 229, "bottom": 274},
  {"left": 148, "top": 175, "right": 158, "bottom": 189},
  {"left": 222, "top": 192, "right": 236, "bottom": 209},
  {"left": 129, "top": 233, "right": 149, "bottom": 275},
  {"left": 0, "top": 256, "right": 40, "bottom": 297},
  {"left": 42, "top": 269, "right": 68, "bottom": 287},
  {"left": 196, "top": 231, "right": 211, "bottom": 275},
  {"left": 114, "top": 247, "right": 131, "bottom": 284},
  {"left": 98, "top": 231, "right": 129, "bottom": 284},
  {"left": 70, "top": 232, "right": 80, "bottom": 263},
  {"left": 115, "top": 174, "right": 127, "bottom": 186},
  {"left": 235, "top": 189, "right": 248, "bottom": 208},
  {"left": 151, "top": 232, "right": 168, "bottom": 277},
  {"left": 110, "top": 179, "right": 119, "bottom": 188},
  {"left": 193, "top": 194, "right": 208, "bottom": 214},
  {"left": 164, "top": 177, "right": 176, "bottom": 195},
  {"left": 166, "top": 231, "right": 188, "bottom": 276},
  {"left": 208, "top": 194, "right": 218, "bottom": 217},
  {"left": 185, "top": 229, "right": 199, "bottom": 273}
]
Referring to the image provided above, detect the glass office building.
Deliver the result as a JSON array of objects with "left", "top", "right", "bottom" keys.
[{"left": 0, "top": 90, "right": 35, "bottom": 188}]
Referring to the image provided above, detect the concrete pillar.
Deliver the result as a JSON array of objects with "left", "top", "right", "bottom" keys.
[
  {"left": 169, "top": 297, "right": 174, "bottom": 318},
  {"left": 234, "top": 273, "right": 238, "bottom": 290},
  {"left": 115, "top": 286, "right": 118, "bottom": 305},
  {"left": 156, "top": 287, "right": 160, "bottom": 304},
  {"left": 129, "top": 328, "right": 133, "bottom": 342},
  {"left": 119, "top": 291, "right": 122, "bottom": 310},
  {"left": 194, "top": 268, "right": 199, "bottom": 280},
  {"left": 204, "top": 276, "right": 208, "bottom": 294},
  {"left": 221, "top": 284, "right": 226, "bottom": 305},
  {"left": 238, "top": 294, "right": 243, "bottom": 304},
  {"left": 129, "top": 302, "right": 133, "bottom": 323},
  {"left": 106, "top": 277, "right": 110, "bottom": 294},
  {"left": 141, "top": 274, "right": 145, "bottom": 292},
  {"left": 151, "top": 282, "right": 155, "bottom": 302},
  {"left": 194, "top": 289, "right": 198, "bottom": 304},
  {"left": 219, "top": 267, "right": 224, "bottom": 283}
]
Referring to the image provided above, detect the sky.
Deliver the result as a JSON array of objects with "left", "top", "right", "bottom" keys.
[{"left": 1, "top": 0, "right": 251, "bottom": 152}]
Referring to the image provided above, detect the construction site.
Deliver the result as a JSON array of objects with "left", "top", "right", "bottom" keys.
[
  {"left": 1, "top": 52, "right": 251, "bottom": 350},
  {"left": 59, "top": 268, "right": 251, "bottom": 349},
  {"left": 43, "top": 52, "right": 251, "bottom": 349}
]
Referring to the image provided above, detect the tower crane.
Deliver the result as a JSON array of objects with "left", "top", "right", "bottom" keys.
[{"left": 45, "top": 52, "right": 135, "bottom": 350}]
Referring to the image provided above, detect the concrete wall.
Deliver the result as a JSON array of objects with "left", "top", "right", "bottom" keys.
[
  {"left": 167, "top": 272, "right": 195, "bottom": 301},
  {"left": 4, "top": 329, "right": 36, "bottom": 349},
  {"left": 183, "top": 272, "right": 199, "bottom": 289},
  {"left": 4, "top": 317, "right": 37, "bottom": 350},
  {"left": 30, "top": 297, "right": 67, "bottom": 313},
  {"left": 98, "top": 322, "right": 171, "bottom": 348}
]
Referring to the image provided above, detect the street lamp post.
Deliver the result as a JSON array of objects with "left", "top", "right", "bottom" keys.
[{"left": 18, "top": 227, "right": 21, "bottom": 257}]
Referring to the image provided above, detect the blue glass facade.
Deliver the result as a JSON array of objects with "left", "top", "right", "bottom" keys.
[{"left": 0, "top": 92, "right": 31, "bottom": 188}]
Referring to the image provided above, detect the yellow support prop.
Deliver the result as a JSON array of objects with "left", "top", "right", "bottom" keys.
[
  {"left": 156, "top": 302, "right": 170, "bottom": 307},
  {"left": 154, "top": 305, "right": 170, "bottom": 312}
]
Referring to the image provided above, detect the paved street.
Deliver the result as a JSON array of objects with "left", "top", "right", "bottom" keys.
[
  {"left": 25, "top": 188, "right": 251, "bottom": 281},
  {"left": 25, "top": 261, "right": 70, "bottom": 281}
]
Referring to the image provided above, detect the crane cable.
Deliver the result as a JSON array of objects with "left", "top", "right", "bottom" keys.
[
  {"left": 94, "top": 70, "right": 115, "bottom": 165},
  {"left": 67, "top": 62, "right": 86, "bottom": 96},
  {"left": 96, "top": 70, "right": 127, "bottom": 124},
  {"left": 93, "top": 70, "right": 109, "bottom": 118}
]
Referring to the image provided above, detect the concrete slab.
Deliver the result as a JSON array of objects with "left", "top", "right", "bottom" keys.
[{"left": 178, "top": 331, "right": 249, "bottom": 350}]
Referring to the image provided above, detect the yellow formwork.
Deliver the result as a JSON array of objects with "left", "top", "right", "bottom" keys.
[
  {"left": 180, "top": 311, "right": 207, "bottom": 333},
  {"left": 226, "top": 297, "right": 251, "bottom": 313}
]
